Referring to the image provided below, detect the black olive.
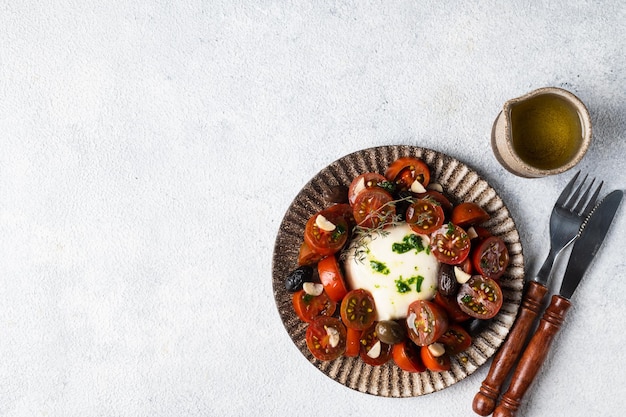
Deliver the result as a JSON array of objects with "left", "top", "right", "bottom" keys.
[
  {"left": 438, "top": 263, "right": 458, "bottom": 297},
  {"left": 375, "top": 320, "right": 406, "bottom": 345},
  {"left": 284, "top": 266, "right": 314, "bottom": 292},
  {"left": 322, "top": 185, "right": 349, "bottom": 204}
]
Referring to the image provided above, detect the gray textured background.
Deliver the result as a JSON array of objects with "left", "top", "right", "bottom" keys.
[{"left": 1, "top": 1, "right": 625, "bottom": 416}]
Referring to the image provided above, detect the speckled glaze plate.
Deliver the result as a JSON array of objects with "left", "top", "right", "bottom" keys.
[{"left": 272, "top": 145, "right": 525, "bottom": 397}]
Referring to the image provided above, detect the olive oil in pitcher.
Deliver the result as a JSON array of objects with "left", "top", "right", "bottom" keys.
[{"left": 509, "top": 93, "right": 584, "bottom": 171}]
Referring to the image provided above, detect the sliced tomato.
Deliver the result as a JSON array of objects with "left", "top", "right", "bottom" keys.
[
  {"left": 470, "top": 225, "right": 492, "bottom": 241},
  {"left": 340, "top": 289, "right": 376, "bottom": 330},
  {"left": 457, "top": 275, "right": 503, "bottom": 319},
  {"left": 385, "top": 157, "right": 431, "bottom": 191},
  {"left": 417, "top": 190, "right": 453, "bottom": 214},
  {"left": 392, "top": 341, "right": 426, "bottom": 373},
  {"left": 406, "top": 300, "right": 449, "bottom": 346},
  {"left": 305, "top": 316, "right": 347, "bottom": 361},
  {"left": 352, "top": 188, "right": 395, "bottom": 229},
  {"left": 434, "top": 291, "right": 471, "bottom": 323},
  {"left": 438, "top": 324, "right": 472, "bottom": 355},
  {"left": 472, "top": 236, "right": 510, "bottom": 280},
  {"left": 292, "top": 289, "right": 336, "bottom": 323},
  {"left": 297, "top": 241, "right": 324, "bottom": 266},
  {"left": 451, "top": 202, "right": 490, "bottom": 228},
  {"left": 348, "top": 172, "right": 390, "bottom": 205},
  {"left": 303, "top": 210, "right": 349, "bottom": 256},
  {"left": 321, "top": 203, "right": 356, "bottom": 231},
  {"left": 430, "top": 223, "right": 471, "bottom": 265},
  {"left": 421, "top": 345, "right": 451, "bottom": 372},
  {"left": 317, "top": 256, "right": 348, "bottom": 302},
  {"left": 405, "top": 198, "right": 445, "bottom": 235},
  {"left": 345, "top": 327, "right": 362, "bottom": 357},
  {"left": 359, "top": 324, "right": 392, "bottom": 366}
]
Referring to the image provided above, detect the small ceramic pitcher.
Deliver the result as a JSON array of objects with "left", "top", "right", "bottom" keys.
[{"left": 491, "top": 87, "right": 592, "bottom": 178}]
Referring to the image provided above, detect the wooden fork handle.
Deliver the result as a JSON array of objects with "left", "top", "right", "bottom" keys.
[
  {"left": 472, "top": 281, "right": 548, "bottom": 416},
  {"left": 493, "top": 295, "right": 572, "bottom": 417}
]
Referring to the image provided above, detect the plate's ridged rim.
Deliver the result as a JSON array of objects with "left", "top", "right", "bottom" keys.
[{"left": 272, "top": 145, "right": 525, "bottom": 397}]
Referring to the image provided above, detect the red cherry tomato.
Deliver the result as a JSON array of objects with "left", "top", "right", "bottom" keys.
[
  {"left": 352, "top": 188, "right": 395, "bottom": 229},
  {"left": 385, "top": 157, "right": 431, "bottom": 191},
  {"left": 305, "top": 316, "right": 347, "bottom": 361},
  {"left": 359, "top": 324, "right": 392, "bottom": 366},
  {"left": 348, "top": 172, "right": 389, "bottom": 206},
  {"left": 451, "top": 202, "right": 490, "bottom": 228},
  {"left": 303, "top": 210, "right": 349, "bottom": 256},
  {"left": 317, "top": 256, "right": 348, "bottom": 302},
  {"left": 420, "top": 345, "right": 451, "bottom": 372},
  {"left": 392, "top": 341, "right": 426, "bottom": 373},
  {"left": 405, "top": 198, "right": 445, "bottom": 235},
  {"left": 345, "top": 327, "right": 362, "bottom": 357},
  {"left": 340, "top": 289, "right": 377, "bottom": 330},
  {"left": 430, "top": 223, "right": 471, "bottom": 265},
  {"left": 472, "top": 236, "right": 510, "bottom": 280},
  {"left": 471, "top": 226, "right": 492, "bottom": 241},
  {"left": 434, "top": 291, "right": 471, "bottom": 323},
  {"left": 406, "top": 300, "right": 449, "bottom": 346},
  {"left": 438, "top": 324, "right": 472, "bottom": 355},
  {"left": 321, "top": 203, "right": 356, "bottom": 231},
  {"left": 297, "top": 241, "right": 324, "bottom": 266},
  {"left": 457, "top": 275, "right": 504, "bottom": 319},
  {"left": 292, "top": 289, "right": 336, "bottom": 323},
  {"left": 417, "top": 190, "right": 453, "bottom": 214}
]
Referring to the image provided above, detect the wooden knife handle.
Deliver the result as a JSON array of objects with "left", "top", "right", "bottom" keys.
[
  {"left": 493, "top": 295, "right": 572, "bottom": 417},
  {"left": 472, "top": 281, "right": 548, "bottom": 416}
]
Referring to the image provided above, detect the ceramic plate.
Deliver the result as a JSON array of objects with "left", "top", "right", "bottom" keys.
[{"left": 272, "top": 145, "right": 524, "bottom": 397}]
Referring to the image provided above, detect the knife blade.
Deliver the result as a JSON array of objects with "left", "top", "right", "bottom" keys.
[
  {"left": 559, "top": 189, "right": 624, "bottom": 299},
  {"left": 493, "top": 189, "right": 623, "bottom": 417}
]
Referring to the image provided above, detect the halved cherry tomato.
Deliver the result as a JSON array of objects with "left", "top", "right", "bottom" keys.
[
  {"left": 340, "top": 289, "right": 376, "bottom": 330},
  {"left": 292, "top": 289, "right": 336, "bottom": 323},
  {"left": 392, "top": 341, "right": 426, "bottom": 373},
  {"left": 451, "top": 202, "right": 490, "bottom": 228},
  {"left": 305, "top": 316, "right": 346, "bottom": 361},
  {"left": 359, "top": 324, "right": 392, "bottom": 366},
  {"left": 405, "top": 198, "right": 445, "bottom": 235},
  {"left": 317, "top": 256, "right": 348, "bottom": 302},
  {"left": 457, "top": 275, "right": 503, "bottom": 319},
  {"left": 470, "top": 225, "right": 492, "bottom": 241},
  {"left": 434, "top": 291, "right": 471, "bottom": 323},
  {"left": 417, "top": 190, "right": 453, "bottom": 214},
  {"left": 421, "top": 345, "right": 451, "bottom": 372},
  {"left": 352, "top": 188, "right": 395, "bottom": 229},
  {"left": 321, "top": 203, "right": 356, "bottom": 231},
  {"left": 472, "top": 236, "right": 510, "bottom": 280},
  {"left": 385, "top": 157, "right": 430, "bottom": 191},
  {"left": 345, "top": 327, "right": 362, "bottom": 357},
  {"left": 430, "top": 223, "right": 471, "bottom": 265},
  {"left": 348, "top": 173, "right": 389, "bottom": 205},
  {"left": 406, "top": 300, "right": 449, "bottom": 346},
  {"left": 297, "top": 241, "right": 324, "bottom": 266},
  {"left": 303, "top": 210, "right": 349, "bottom": 256},
  {"left": 438, "top": 324, "right": 472, "bottom": 355}
]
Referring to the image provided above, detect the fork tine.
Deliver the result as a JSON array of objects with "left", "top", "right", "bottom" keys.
[
  {"left": 573, "top": 178, "right": 595, "bottom": 213},
  {"left": 564, "top": 173, "right": 588, "bottom": 210},
  {"left": 555, "top": 171, "right": 580, "bottom": 206},
  {"left": 581, "top": 180, "right": 604, "bottom": 218}
]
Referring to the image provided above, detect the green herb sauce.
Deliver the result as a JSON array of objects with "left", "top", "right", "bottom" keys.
[
  {"left": 370, "top": 260, "right": 390, "bottom": 275},
  {"left": 394, "top": 275, "right": 425, "bottom": 294},
  {"left": 392, "top": 234, "right": 426, "bottom": 254}
]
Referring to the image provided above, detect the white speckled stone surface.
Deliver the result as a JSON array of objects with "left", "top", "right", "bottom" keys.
[{"left": 1, "top": 1, "right": 625, "bottom": 416}]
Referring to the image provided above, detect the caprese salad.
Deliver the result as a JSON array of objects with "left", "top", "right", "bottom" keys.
[{"left": 284, "top": 156, "right": 510, "bottom": 372}]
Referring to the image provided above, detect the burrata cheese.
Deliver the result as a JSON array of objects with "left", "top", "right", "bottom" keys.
[{"left": 343, "top": 223, "right": 439, "bottom": 321}]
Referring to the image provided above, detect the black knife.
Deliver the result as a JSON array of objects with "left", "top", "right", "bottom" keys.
[{"left": 493, "top": 189, "right": 624, "bottom": 417}]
